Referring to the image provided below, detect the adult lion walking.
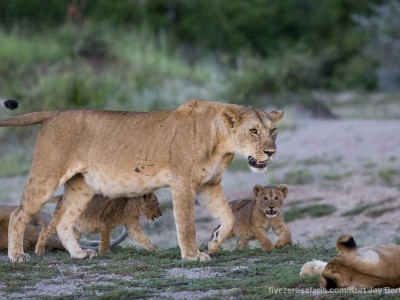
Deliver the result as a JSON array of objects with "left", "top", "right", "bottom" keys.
[{"left": 0, "top": 99, "right": 283, "bottom": 262}]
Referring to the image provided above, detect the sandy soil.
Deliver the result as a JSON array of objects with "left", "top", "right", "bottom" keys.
[{"left": 1, "top": 116, "right": 400, "bottom": 249}]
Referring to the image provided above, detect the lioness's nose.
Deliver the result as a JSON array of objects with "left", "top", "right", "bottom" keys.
[
  {"left": 269, "top": 206, "right": 274, "bottom": 209},
  {"left": 263, "top": 149, "right": 276, "bottom": 157}
]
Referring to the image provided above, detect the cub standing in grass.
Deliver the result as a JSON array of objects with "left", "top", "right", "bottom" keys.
[
  {"left": 35, "top": 190, "right": 162, "bottom": 255},
  {"left": 208, "top": 184, "right": 292, "bottom": 253}
]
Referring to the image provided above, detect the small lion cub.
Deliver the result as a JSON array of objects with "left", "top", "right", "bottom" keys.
[{"left": 210, "top": 184, "right": 292, "bottom": 252}]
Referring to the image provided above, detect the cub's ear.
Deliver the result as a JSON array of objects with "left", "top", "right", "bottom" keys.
[
  {"left": 253, "top": 184, "right": 264, "bottom": 197},
  {"left": 222, "top": 108, "right": 240, "bottom": 129},
  {"left": 268, "top": 110, "right": 284, "bottom": 123},
  {"left": 277, "top": 184, "right": 288, "bottom": 198}
]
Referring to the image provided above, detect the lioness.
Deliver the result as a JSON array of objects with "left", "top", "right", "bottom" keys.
[
  {"left": 0, "top": 99, "right": 283, "bottom": 262},
  {"left": 209, "top": 184, "right": 292, "bottom": 253},
  {"left": 300, "top": 235, "right": 400, "bottom": 289},
  {"left": 35, "top": 191, "right": 162, "bottom": 255},
  {"left": 0, "top": 205, "right": 64, "bottom": 252},
  {"left": 321, "top": 235, "right": 400, "bottom": 289},
  {"left": 0, "top": 99, "right": 18, "bottom": 110}
]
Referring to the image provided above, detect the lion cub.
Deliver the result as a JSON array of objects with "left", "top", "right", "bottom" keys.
[
  {"left": 35, "top": 193, "right": 162, "bottom": 255},
  {"left": 209, "top": 184, "right": 292, "bottom": 252}
]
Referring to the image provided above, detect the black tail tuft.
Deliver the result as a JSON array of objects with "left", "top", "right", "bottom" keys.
[
  {"left": 339, "top": 236, "right": 357, "bottom": 249},
  {"left": 4, "top": 99, "right": 18, "bottom": 110}
]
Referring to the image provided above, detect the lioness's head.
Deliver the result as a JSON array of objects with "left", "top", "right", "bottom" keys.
[
  {"left": 139, "top": 193, "right": 162, "bottom": 222},
  {"left": 222, "top": 106, "right": 284, "bottom": 173},
  {"left": 253, "top": 184, "right": 288, "bottom": 218}
]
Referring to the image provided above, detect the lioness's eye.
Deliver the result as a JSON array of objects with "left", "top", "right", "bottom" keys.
[
  {"left": 270, "top": 128, "right": 277, "bottom": 135},
  {"left": 250, "top": 128, "right": 258, "bottom": 135}
]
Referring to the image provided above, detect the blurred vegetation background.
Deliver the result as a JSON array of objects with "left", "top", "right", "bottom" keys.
[{"left": 0, "top": 0, "right": 399, "bottom": 176}]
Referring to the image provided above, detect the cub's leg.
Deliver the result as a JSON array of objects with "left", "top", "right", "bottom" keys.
[
  {"left": 235, "top": 237, "right": 250, "bottom": 250},
  {"left": 272, "top": 222, "right": 292, "bottom": 248},
  {"left": 35, "top": 199, "right": 63, "bottom": 256},
  {"left": 8, "top": 177, "right": 61, "bottom": 262},
  {"left": 56, "top": 175, "right": 96, "bottom": 259},
  {"left": 208, "top": 224, "right": 234, "bottom": 251},
  {"left": 98, "top": 223, "right": 112, "bottom": 254},
  {"left": 171, "top": 184, "right": 210, "bottom": 261},
  {"left": 252, "top": 226, "right": 274, "bottom": 252},
  {"left": 197, "top": 184, "right": 235, "bottom": 255},
  {"left": 125, "top": 218, "right": 157, "bottom": 252}
]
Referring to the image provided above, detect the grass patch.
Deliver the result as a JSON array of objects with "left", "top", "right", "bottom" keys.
[
  {"left": 0, "top": 246, "right": 339, "bottom": 299},
  {"left": 283, "top": 169, "right": 314, "bottom": 185},
  {"left": 284, "top": 204, "right": 336, "bottom": 223},
  {"left": 341, "top": 197, "right": 396, "bottom": 217},
  {"left": 365, "top": 205, "right": 400, "bottom": 218}
]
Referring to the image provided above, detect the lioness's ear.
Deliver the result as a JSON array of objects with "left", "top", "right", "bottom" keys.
[
  {"left": 253, "top": 184, "right": 264, "bottom": 197},
  {"left": 277, "top": 184, "right": 288, "bottom": 198},
  {"left": 269, "top": 110, "right": 284, "bottom": 123},
  {"left": 222, "top": 108, "right": 240, "bottom": 129},
  {"left": 336, "top": 235, "right": 357, "bottom": 254}
]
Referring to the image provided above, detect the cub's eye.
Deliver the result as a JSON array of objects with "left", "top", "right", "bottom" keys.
[
  {"left": 274, "top": 197, "right": 279, "bottom": 201},
  {"left": 270, "top": 128, "right": 277, "bottom": 135},
  {"left": 250, "top": 128, "right": 258, "bottom": 135},
  {"left": 263, "top": 197, "right": 268, "bottom": 201}
]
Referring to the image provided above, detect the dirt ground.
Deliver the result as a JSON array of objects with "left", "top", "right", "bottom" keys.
[{"left": 1, "top": 107, "right": 400, "bottom": 251}]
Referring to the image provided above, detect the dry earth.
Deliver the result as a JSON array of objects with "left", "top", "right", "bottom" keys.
[{"left": 1, "top": 111, "right": 399, "bottom": 250}]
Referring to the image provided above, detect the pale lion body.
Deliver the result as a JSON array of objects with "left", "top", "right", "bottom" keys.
[
  {"left": 209, "top": 184, "right": 292, "bottom": 253},
  {"left": 35, "top": 191, "right": 161, "bottom": 255},
  {"left": 0, "top": 205, "right": 64, "bottom": 252},
  {"left": 0, "top": 99, "right": 283, "bottom": 262},
  {"left": 320, "top": 235, "right": 400, "bottom": 289}
]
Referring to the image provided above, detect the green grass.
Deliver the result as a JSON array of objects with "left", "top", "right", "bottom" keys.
[
  {"left": 1, "top": 245, "right": 397, "bottom": 299},
  {"left": 341, "top": 197, "right": 396, "bottom": 217},
  {"left": 284, "top": 204, "right": 336, "bottom": 223}
]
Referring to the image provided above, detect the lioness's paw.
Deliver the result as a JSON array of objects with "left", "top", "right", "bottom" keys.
[
  {"left": 71, "top": 249, "right": 97, "bottom": 259},
  {"left": 183, "top": 252, "right": 211, "bottom": 261},
  {"left": 9, "top": 253, "right": 30, "bottom": 263}
]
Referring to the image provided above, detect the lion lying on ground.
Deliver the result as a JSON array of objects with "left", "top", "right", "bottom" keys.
[
  {"left": 0, "top": 205, "right": 64, "bottom": 252},
  {"left": 300, "top": 235, "right": 400, "bottom": 289},
  {"left": 35, "top": 191, "right": 162, "bottom": 255},
  {"left": 0, "top": 99, "right": 283, "bottom": 262},
  {"left": 208, "top": 184, "right": 292, "bottom": 253}
]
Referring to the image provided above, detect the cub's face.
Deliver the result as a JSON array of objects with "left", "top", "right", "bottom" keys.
[
  {"left": 139, "top": 193, "right": 162, "bottom": 222},
  {"left": 253, "top": 184, "right": 288, "bottom": 218},
  {"left": 223, "top": 107, "right": 284, "bottom": 174}
]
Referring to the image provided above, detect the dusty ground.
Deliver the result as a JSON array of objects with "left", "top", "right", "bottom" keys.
[{"left": 1, "top": 109, "right": 399, "bottom": 250}]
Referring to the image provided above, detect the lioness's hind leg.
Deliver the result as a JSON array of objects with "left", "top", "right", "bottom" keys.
[
  {"left": 8, "top": 180, "right": 59, "bottom": 263},
  {"left": 56, "top": 175, "right": 96, "bottom": 259}
]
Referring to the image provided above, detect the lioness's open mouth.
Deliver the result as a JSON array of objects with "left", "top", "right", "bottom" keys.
[
  {"left": 265, "top": 210, "right": 277, "bottom": 217},
  {"left": 248, "top": 156, "right": 268, "bottom": 169}
]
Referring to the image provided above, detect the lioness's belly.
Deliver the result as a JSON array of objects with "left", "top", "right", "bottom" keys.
[{"left": 83, "top": 169, "right": 170, "bottom": 197}]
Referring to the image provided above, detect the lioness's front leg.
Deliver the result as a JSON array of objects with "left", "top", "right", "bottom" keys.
[
  {"left": 197, "top": 183, "right": 235, "bottom": 255},
  {"left": 171, "top": 185, "right": 210, "bottom": 261}
]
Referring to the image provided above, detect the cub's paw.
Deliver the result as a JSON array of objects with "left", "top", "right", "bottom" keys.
[
  {"left": 72, "top": 249, "right": 97, "bottom": 259},
  {"left": 183, "top": 251, "right": 211, "bottom": 261},
  {"left": 205, "top": 241, "right": 219, "bottom": 255},
  {"left": 9, "top": 252, "right": 30, "bottom": 263}
]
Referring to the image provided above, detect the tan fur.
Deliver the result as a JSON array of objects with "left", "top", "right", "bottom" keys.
[
  {"left": 208, "top": 184, "right": 292, "bottom": 253},
  {"left": 0, "top": 205, "right": 64, "bottom": 252},
  {"left": 0, "top": 99, "right": 283, "bottom": 262},
  {"left": 320, "top": 235, "right": 400, "bottom": 289},
  {"left": 35, "top": 192, "right": 161, "bottom": 255},
  {"left": 299, "top": 260, "right": 327, "bottom": 276}
]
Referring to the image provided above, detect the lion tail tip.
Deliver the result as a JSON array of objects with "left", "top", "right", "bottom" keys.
[{"left": 3, "top": 99, "right": 19, "bottom": 110}]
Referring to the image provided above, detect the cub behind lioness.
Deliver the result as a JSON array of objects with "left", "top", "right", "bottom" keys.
[
  {"left": 35, "top": 193, "right": 162, "bottom": 255},
  {"left": 208, "top": 184, "right": 292, "bottom": 253}
]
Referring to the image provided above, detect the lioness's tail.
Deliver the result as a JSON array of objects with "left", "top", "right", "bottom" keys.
[
  {"left": 0, "top": 99, "right": 18, "bottom": 110},
  {"left": 0, "top": 111, "right": 58, "bottom": 127}
]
